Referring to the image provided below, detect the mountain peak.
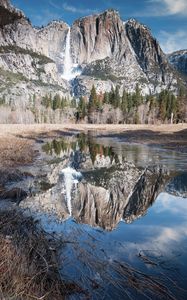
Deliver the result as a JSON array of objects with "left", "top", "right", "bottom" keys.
[
  {"left": 168, "top": 49, "right": 187, "bottom": 76},
  {"left": 0, "top": 0, "right": 25, "bottom": 26},
  {"left": 103, "top": 8, "right": 120, "bottom": 15},
  {"left": 126, "top": 18, "right": 150, "bottom": 32},
  {"left": 38, "top": 20, "right": 69, "bottom": 31},
  {"left": 0, "top": 0, "right": 10, "bottom": 9}
]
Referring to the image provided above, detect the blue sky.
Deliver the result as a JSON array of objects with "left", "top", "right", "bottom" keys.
[{"left": 11, "top": 0, "right": 187, "bottom": 53}]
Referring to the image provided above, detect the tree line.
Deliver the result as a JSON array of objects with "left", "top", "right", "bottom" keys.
[
  {"left": 41, "top": 93, "right": 76, "bottom": 110},
  {"left": 77, "top": 84, "right": 187, "bottom": 123},
  {"left": 30, "top": 84, "right": 186, "bottom": 124}
]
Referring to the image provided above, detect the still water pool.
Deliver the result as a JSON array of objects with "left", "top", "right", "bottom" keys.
[{"left": 22, "top": 133, "right": 187, "bottom": 299}]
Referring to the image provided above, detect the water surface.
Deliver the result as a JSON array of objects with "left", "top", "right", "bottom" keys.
[{"left": 21, "top": 133, "right": 187, "bottom": 299}]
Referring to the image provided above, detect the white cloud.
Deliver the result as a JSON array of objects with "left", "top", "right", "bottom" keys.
[
  {"left": 135, "top": 0, "right": 187, "bottom": 17},
  {"left": 62, "top": 3, "right": 98, "bottom": 15},
  {"left": 154, "top": 192, "right": 187, "bottom": 214},
  {"left": 158, "top": 30, "right": 187, "bottom": 53},
  {"left": 48, "top": 1, "right": 61, "bottom": 10},
  {"left": 48, "top": 1, "right": 98, "bottom": 15},
  {"left": 161, "top": 0, "right": 187, "bottom": 15}
]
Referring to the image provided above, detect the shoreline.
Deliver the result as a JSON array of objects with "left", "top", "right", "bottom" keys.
[
  {"left": 0, "top": 124, "right": 187, "bottom": 163},
  {"left": 0, "top": 123, "right": 187, "bottom": 136}
]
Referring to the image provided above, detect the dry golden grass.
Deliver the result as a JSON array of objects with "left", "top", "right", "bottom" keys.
[
  {"left": 0, "top": 210, "right": 82, "bottom": 300},
  {"left": 0, "top": 123, "right": 187, "bottom": 136},
  {"left": 0, "top": 136, "right": 36, "bottom": 168}
]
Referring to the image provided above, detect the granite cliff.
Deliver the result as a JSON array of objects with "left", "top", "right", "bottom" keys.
[
  {"left": 168, "top": 50, "right": 187, "bottom": 77},
  {"left": 0, "top": 0, "right": 186, "bottom": 123}
]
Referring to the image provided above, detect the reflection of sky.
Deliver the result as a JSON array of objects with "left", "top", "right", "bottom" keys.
[
  {"left": 104, "top": 193, "right": 187, "bottom": 280},
  {"left": 40, "top": 191, "right": 187, "bottom": 260},
  {"left": 155, "top": 192, "right": 187, "bottom": 215},
  {"left": 38, "top": 191, "right": 187, "bottom": 294}
]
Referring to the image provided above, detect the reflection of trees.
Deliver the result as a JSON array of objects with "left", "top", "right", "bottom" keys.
[
  {"left": 42, "top": 142, "right": 53, "bottom": 155},
  {"left": 42, "top": 134, "right": 122, "bottom": 163},
  {"left": 52, "top": 140, "right": 61, "bottom": 156},
  {"left": 77, "top": 133, "right": 87, "bottom": 152},
  {"left": 42, "top": 138, "right": 77, "bottom": 156}
]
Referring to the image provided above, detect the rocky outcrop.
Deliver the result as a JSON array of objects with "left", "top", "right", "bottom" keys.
[
  {"left": 124, "top": 19, "right": 176, "bottom": 92},
  {"left": 0, "top": 1, "right": 69, "bottom": 112},
  {"left": 0, "top": 1, "right": 68, "bottom": 62},
  {"left": 71, "top": 11, "right": 180, "bottom": 95},
  {"left": 71, "top": 10, "right": 130, "bottom": 65},
  {"left": 0, "top": 0, "right": 24, "bottom": 26},
  {"left": 168, "top": 50, "right": 187, "bottom": 76}
]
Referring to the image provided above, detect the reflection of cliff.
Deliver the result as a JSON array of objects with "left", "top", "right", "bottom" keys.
[
  {"left": 21, "top": 136, "right": 183, "bottom": 231},
  {"left": 73, "top": 165, "right": 169, "bottom": 230},
  {"left": 21, "top": 155, "right": 170, "bottom": 230},
  {"left": 123, "top": 167, "right": 165, "bottom": 223},
  {"left": 166, "top": 173, "right": 187, "bottom": 198}
]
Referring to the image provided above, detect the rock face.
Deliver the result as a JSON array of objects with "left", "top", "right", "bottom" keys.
[
  {"left": 168, "top": 50, "right": 187, "bottom": 76},
  {"left": 71, "top": 12, "right": 179, "bottom": 96},
  {"left": 0, "top": 0, "right": 70, "bottom": 117},
  {"left": 71, "top": 10, "right": 129, "bottom": 65},
  {"left": 0, "top": 0, "right": 24, "bottom": 26},
  {"left": 0, "top": 1, "right": 185, "bottom": 122}
]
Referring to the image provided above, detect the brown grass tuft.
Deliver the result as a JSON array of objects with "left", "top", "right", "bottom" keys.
[
  {"left": 0, "top": 210, "right": 81, "bottom": 300},
  {"left": 0, "top": 137, "right": 36, "bottom": 168}
]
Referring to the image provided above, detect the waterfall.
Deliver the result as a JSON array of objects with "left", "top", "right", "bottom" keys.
[
  {"left": 62, "top": 27, "right": 73, "bottom": 80},
  {"left": 62, "top": 26, "right": 81, "bottom": 81}
]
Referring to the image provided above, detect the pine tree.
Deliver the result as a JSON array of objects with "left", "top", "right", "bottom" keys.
[
  {"left": 131, "top": 84, "right": 143, "bottom": 108},
  {"left": 159, "top": 90, "right": 167, "bottom": 121},
  {"left": 148, "top": 95, "right": 156, "bottom": 112},
  {"left": 53, "top": 94, "right": 61, "bottom": 110},
  {"left": 121, "top": 89, "right": 127, "bottom": 113},
  {"left": 78, "top": 96, "right": 87, "bottom": 119},
  {"left": 88, "top": 85, "right": 98, "bottom": 122},
  {"left": 71, "top": 98, "right": 77, "bottom": 108},
  {"left": 176, "top": 87, "right": 186, "bottom": 122},
  {"left": 127, "top": 93, "right": 133, "bottom": 112},
  {"left": 109, "top": 86, "right": 115, "bottom": 106},
  {"left": 103, "top": 91, "right": 109, "bottom": 104},
  {"left": 89, "top": 85, "right": 98, "bottom": 109},
  {"left": 61, "top": 96, "right": 68, "bottom": 109},
  {"left": 135, "top": 83, "right": 142, "bottom": 105},
  {"left": 134, "top": 111, "right": 140, "bottom": 124},
  {"left": 114, "top": 86, "right": 120, "bottom": 108}
]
